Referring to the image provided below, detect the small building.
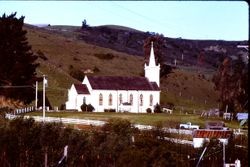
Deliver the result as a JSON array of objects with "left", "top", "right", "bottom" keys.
[
  {"left": 205, "top": 121, "right": 227, "bottom": 130},
  {"left": 192, "top": 129, "right": 232, "bottom": 148}
]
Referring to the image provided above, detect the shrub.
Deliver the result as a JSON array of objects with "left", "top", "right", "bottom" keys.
[
  {"left": 73, "top": 56, "right": 80, "bottom": 61},
  {"left": 81, "top": 103, "right": 94, "bottom": 112},
  {"left": 60, "top": 104, "right": 65, "bottom": 110},
  {"left": 68, "top": 66, "right": 85, "bottom": 81},
  {"left": 160, "top": 64, "right": 173, "bottom": 77},
  {"left": 93, "top": 66, "right": 100, "bottom": 73},
  {"left": 104, "top": 109, "right": 116, "bottom": 112},
  {"left": 154, "top": 103, "right": 162, "bottom": 113},
  {"left": 166, "top": 102, "right": 175, "bottom": 109},
  {"left": 94, "top": 53, "right": 114, "bottom": 60},
  {"left": 146, "top": 108, "right": 152, "bottom": 113},
  {"left": 37, "top": 50, "right": 48, "bottom": 61}
]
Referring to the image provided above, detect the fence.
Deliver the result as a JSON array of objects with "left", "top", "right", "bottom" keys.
[
  {"left": 5, "top": 114, "right": 246, "bottom": 137},
  {"left": 13, "top": 106, "right": 35, "bottom": 115}
]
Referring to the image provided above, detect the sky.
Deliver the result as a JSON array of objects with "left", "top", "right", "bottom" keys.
[{"left": 0, "top": 1, "right": 248, "bottom": 41}]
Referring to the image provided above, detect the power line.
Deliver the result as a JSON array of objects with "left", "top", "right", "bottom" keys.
[
  {"left": 110, "top": 1, "right": 198, "bottom": 37},
  {"left": 0, "top": 85, "right": 34, "bottom": 88}
]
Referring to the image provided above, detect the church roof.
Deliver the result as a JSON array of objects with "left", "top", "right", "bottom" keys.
[
  {"left": 87, "top": 76, "right": 160, "bottom": 91},
  {"left": 193, "top": 129, "right": 232, "bottom": 139},
  {"left": 73, "top": 84, "right": 90, "bottom": 94}
]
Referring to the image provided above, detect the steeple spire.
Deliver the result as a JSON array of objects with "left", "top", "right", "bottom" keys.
[
  {"left": 144, "top": 41, "right": 160, "bottom": 87},
  {"left": 149, "top": 41, "right": 156, "bottom": 66}
]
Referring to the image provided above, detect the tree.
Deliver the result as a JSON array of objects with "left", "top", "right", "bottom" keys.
[
  {"left": 143, "top": 34, "right": 165, "bottom": 66},
  {"left": 154, "top": 103, "right": 162, "bottom": 113},
  {"left": 81, "top": 19, "right": 89, "bottom": 29},
  {"left": 143, "top": 35, "right": 172, "bottom": 77},
  {"left": 212, "top": 56, "right": 248, "bottom": 117},
  {"left": 0, "top": 13, "right": 39, "bottom": 104}
]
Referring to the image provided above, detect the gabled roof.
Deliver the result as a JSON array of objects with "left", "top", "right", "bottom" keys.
[
  {"left": 87, "top": 76, "right": 160, "bottom": 91},
  {"left": 73, "top": 84, "right": 90, "bottom": 94},
  {"left": 193, "top": 130, "right": 232, "bottom": 139}
]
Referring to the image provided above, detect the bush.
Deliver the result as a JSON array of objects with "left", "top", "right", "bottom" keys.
[
  {"left": 146, "top": 108, "right": 152, "bottom": 113},
  {"left": 37, "top": 50, "right": 48, "bottom": 61},
  {"left": 81, "top": 103, "right": 94, "bottom": 112},
  {"left": 59, "top": 104, "right": 65, "bottom": 110},
  {"left": 68, "top": 65, "right": 85, "bottom": 81},
  {"left": 94, "top": 53, "right": 114, "bottom": 60},
  {"left": 166, "top": 102, "right": 175, "bottom": 109},
  {"left": 154, "top": 103, "right": 162, "bottom": 113},
  {"left": 104, "top": 109, "right": 116, "bottom": 112},
  {"left": 93, "top": 66, "right": 100, "bottom": 73}
]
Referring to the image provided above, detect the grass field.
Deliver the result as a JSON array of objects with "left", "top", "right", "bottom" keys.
[{"left": 25, "top": 111, "right": 241, "bottom": 129}]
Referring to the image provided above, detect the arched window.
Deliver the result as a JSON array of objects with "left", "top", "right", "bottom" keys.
[
  {"left": 109, "top": 94, "right": 113, "bottom": 106},
  {"left": 130, "top": 94, "right": 133, "bottom": 105},
  {"left": 99, "top": 93, "right": 103, "bottom": 106},
  {"left": 140, "top": 94, "right": 143, "bottom": 106},
  {"left": 119, "top": 94, "right": 122, "bottom": 105},
  {"left": 83, "top": 97, "right": 86, "bottom": 104},
  {"left": 149, "top": 94, "right": 153, "bottom": 106}
]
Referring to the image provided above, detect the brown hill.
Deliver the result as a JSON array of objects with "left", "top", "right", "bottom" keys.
[
  {"left": 41, "top": 24, "right": 248, "bottom": 69},
  {"left": 24, "top": 24, "right": 225, "bottom": 111}
]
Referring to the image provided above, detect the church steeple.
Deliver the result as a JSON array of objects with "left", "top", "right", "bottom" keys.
[
  {"left": 144, "top": 41, "right": 160, "bottom": 87},
  {"left": 149, "top": 41, "right": 156, "bottom": 66}
]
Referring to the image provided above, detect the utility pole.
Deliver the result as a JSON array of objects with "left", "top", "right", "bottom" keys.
[
  {"left": 223, "top": 142, "right": 225, "bottom": 167},
  {"left": 35, "top": 81, "right": 38, "bottom": 110},
  {"left": 43, "top": 75, "right": 47, "bottom": 122}
]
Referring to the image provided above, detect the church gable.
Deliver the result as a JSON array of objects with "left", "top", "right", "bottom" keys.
[
  {"left": 73, "top": 84, "right": 90, "bottom": 94},
  {"left": 87, "top": 76, "right": 160, "bottom": 91}
]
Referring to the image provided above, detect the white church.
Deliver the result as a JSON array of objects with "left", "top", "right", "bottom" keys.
[{"left": 65, "top": 42, "right": 160, "bottom": 113}]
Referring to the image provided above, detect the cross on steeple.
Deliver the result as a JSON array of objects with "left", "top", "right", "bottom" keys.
[
  {"left": 144, "top": 41, "right": 160, "bottom": 87},
  {"left": 149, "top": 41, "right": 156, "bottom": 66}
]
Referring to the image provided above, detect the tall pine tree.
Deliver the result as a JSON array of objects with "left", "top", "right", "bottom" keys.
[
  {"left": 212, "top": 56, "right": 248, "bottom": 117},
  {"left": 0, "top": 13, "right": 38, "bottom": 104}
]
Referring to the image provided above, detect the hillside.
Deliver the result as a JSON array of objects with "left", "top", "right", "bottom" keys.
[
  {"left": 24, "top": 24, "right": 225, "bottom": 111},
  {"left": 41, "top": 24, "right": 248, "bottom": 68}
]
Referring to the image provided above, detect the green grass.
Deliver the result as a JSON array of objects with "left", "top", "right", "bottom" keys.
[{"left": 25, "top": 111, "right": 241, "bottom": 129}]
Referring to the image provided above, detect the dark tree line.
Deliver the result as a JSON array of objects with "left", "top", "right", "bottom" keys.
[
  {"left": 0, "top": 13, "right": 39, "bottom": 104},
  {"left": 0, "top": 116, "right": 247, "bottom": 167}
]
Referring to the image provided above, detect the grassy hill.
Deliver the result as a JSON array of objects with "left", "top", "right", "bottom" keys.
[{"left": 24, "top": 24, "right": 219, "bottom": 111}]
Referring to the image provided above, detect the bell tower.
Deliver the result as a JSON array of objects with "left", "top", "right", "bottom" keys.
[{"left": 144, "top": 41, "right": 160, "bottom": 87}]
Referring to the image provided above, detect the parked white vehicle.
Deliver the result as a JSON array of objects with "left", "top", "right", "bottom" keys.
[{"left": 179, "top": 122, "right": 199, "bottom": 129}]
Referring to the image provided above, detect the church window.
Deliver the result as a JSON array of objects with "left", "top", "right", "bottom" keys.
[
  {"left": 83, "top": 97, "right": 86, "bottom": 104},
  {"left": 140, "top": 94, "right": 143, "bottom": 106},
  {"left": 119, "top": 94, "right": 122, "bottom": 105},
  {"left": 109, "top": 94, "right": 113, "bottom": 106},
  {"left": 99, "top": 93, "right": 103, "bottom": 106},
  {"left": 150, "top": 94, "right": 153, "bottom": 106},
  {"left": 130, "top": 94, "right": 133, "bottom": 105}
]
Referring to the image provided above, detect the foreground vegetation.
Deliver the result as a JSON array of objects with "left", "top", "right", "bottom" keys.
[
  {"left": 0, "top": 116, "right": 248, "bottom": 167},
  {"left": 26, "top": 111, "right": 241, "bottom": 129}
]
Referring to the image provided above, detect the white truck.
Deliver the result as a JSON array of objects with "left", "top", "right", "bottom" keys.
[{"left": 179, "top": 122, "right": 199, "bottom": 129}]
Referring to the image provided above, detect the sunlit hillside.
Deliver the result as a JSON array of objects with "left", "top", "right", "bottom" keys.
[{"left": 24, "top": 24, "right": 219, "bottom": 111}]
